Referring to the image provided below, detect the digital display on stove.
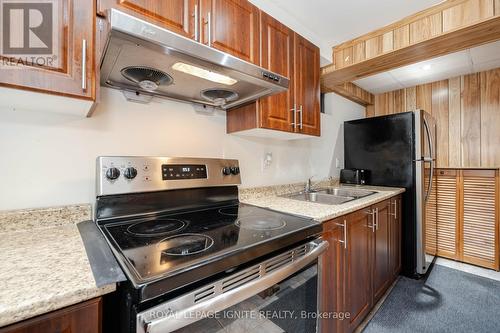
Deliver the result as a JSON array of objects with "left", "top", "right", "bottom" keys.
[{"left": 162, "top": 164, "right": 207, "bottom": 180}]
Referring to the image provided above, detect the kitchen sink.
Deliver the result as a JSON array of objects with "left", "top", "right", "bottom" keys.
[
  {"left": 282, "top": 187, "right": 376, "bottom": 205},
  {"left": 284, "top": 192, "right": 355, "bottom": 205},
  {"left": 315, "top": 187, "right": 376, "bottom": 199}
]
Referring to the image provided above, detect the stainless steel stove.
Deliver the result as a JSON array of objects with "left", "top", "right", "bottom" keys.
[{"left": 94, "top": 157, "right": 327, "bottom": 333}]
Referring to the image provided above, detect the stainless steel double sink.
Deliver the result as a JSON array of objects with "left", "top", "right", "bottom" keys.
[{"left": 282, "top": 187, "right": 376, "bottom": 205}]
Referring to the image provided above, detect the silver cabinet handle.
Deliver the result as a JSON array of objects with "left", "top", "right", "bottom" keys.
[
  {"left": 367, "top": 209, "right": 376, "bottom": 232},
  {"left": 194, "top": 5, "right": 199, "bottom": 41},
  {"left": 375, "top": 207, "right": 379, "bottom": 230},
  {"left": 390, "top": 200, "right": 397, "bottom": 219},
  {"left": 81, "top": 39, "right": 87, "bottom": 91},
  {"left": 299, "top": 105, "right": 303, "bottom": 130},
  {"left": 335, "top": 220, "right": 347, "bottom": 249},
  {"left": 207, "top": 12, "right": 212, "bottom": 46},
  {"left": 290, "top": 104, "right": 297, "bottom": 130}
]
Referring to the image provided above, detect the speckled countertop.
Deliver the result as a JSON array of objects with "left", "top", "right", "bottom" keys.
[
  {"left": 0, "top": 205, "right": 116, "bottom": 328},
  {"left": 240, "top": 181, "right": 405, "bottom": 222}
]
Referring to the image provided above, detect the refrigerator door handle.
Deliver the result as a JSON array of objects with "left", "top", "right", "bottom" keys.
[{"left": 423, "top": 116, "right": 434, "bottom": 202}]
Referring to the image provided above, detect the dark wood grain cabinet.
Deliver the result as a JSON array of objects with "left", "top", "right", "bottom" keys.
[
  {"left": 0, "top": 298, "right": 101, "bottom": 333},
  {"left": 200, "top": 0, "right": 260, "bottom": 64},
  {"left": 321, "top": 195, "right": 402, "bottom": 333},
  {"left": 226, "top": 15, "right": 321, "bottom": 137},
  {"left": 0, "top": 0, "right": 96, "bottom": 100},
  {"left": 98, "top": 0, "right": 198, "bottom": 39}
]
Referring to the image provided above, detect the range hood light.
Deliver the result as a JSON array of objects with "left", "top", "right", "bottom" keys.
[{"left": 172, "top": 62, "right": 237, "bottom": 86}]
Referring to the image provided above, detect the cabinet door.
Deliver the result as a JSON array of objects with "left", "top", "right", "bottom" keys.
[
  {"left": 0, "top": 0, "right": 95, "bottom": 99},
  {"left": 321, "top": 219, "right": 346, "bottom": 333},
  {"left": 98, "top": 0, "right": 198, "bottom": 39},
  {"left": 0, "top": 298, "right": 101, "bottom": 333},
  {"left": 200, "top": 0, "right": 259, "bottom": 64},
  {"left": 461, "top": 170, "right": 499, "bottom": 270},
  {"left": 390, "top": 195, "right": 402, "bottom": 277},
  {"left": 435, "top": 169, "right": 459, "bottom": 259},
  {"left": 259, "top": 12, "right": 295, "bottom": 132},
  {"left": 344, "top": 209, "right": 373, "bottom": 333},
  {"left": 372, "top": 200, "right": 392, "bottom": 302},
  {"left": 294, "top": 33, "right": 321, "bottom": 136}
]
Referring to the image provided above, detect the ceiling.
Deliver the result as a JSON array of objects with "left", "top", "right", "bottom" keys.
[
  {"left": 252, "top": 0, "right": 443, "bottom": 48},
  {"left": 353, "top": 40, "right": 500, "bottom": 94}
]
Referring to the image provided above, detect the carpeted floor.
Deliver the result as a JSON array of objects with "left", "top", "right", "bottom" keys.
[{"left": 363, "top": 264, "right": 500, "bottom": 333}]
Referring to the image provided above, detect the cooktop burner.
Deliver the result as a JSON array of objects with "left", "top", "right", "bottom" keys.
[
  {"left": 127, "top": 218, "right": 187, "bottom": 237},
  {"left": 160, "top": 234, "right": 214, "bottom": 256},
  {"left": 218, "top": 206, "right": 255, "bottom": 217},
  {"left": 235, "top": 217, "right": 287, "bottom": 230}
]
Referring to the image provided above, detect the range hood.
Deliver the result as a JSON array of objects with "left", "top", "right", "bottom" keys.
[{"left": 100, "top": 9, "right": 289, "bottom": 109}]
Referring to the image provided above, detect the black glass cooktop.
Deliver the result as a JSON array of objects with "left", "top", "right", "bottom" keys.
[{"left": 101, "top": 203, "right": 319, "bottom": 285}]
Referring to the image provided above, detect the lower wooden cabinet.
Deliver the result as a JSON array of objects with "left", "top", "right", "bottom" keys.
[
  {"left": 434, "top": 168, "right": 499, "bottom": 271},
  {"left": 321, "top": 195, "right": 402, "bottom": 333},
  {"left": 0, "top": 298, "right": 101, "bottom": 333}
]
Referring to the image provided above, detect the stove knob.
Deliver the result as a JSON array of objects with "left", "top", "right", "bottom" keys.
[
  {"left": 222, "top": 167, "right": 232, "bottom": 176},
  {"left": 124, "top": 167, "right": 138, "bottom": 180},
  {"left": 230, "top": 167, "right": 240, "bottom": 175},
  {"left": 106, "top": 167, "right": 120, "bottom": 180}
]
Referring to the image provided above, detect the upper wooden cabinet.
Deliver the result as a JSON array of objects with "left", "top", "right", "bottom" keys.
[
  {"left": 295, "top": 33, "right": 321, "bottom": 136},
  {"left": 0, "top": 0, "right": 95, "bottom": 100},
  {"left": 226, "top": 21, "right": 321, "bottom": 137},
  {"left": 200, "top": 0, "right": 260, "bottom": 64},
  {"left": 98, "top": 0, "right": 198, "bottom": 39},
  {"left": 258, "top": 12, "right": 295, "bottom": 132}
]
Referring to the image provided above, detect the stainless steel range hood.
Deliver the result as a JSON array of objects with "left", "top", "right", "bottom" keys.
[{"left": 100, "top": 9, "right": 289, "bottom": 109}]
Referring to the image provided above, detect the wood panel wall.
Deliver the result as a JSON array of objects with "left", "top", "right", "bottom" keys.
[{"left": 366, "top": 67, "right": 500, "bottom": 168}]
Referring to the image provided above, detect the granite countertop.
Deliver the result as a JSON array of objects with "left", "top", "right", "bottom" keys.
[
  {"left": 0, "top": 205, "right": 116, "bottom": 328},
  {"left": 240, "top": 182, "right": 405, "bottom": 222}
]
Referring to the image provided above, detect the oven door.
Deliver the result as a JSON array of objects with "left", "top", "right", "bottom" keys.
[{"left": 136, "top": 239, "right": 328, "bottom": 333}]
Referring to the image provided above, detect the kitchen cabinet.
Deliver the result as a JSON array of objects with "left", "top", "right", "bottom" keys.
[
  {"left": 343, "top": 209, "right": 373, "bottom": 333},
  {"left": 372, "top": 200, "right": 392, "bottom": 302},
  {"left": 200, "top": 0, "right": 260, "bottom": 65},
  {"left": 434, "top": 168, "right": 499, "bottom": 271},
  {"left": 0, "top": 298, "right": 101, "bottom": 333},
  {"left": 321, "top": 195, "right": 402, "bottom": 333},
  {"left": 226, "top": 20, "right": 321, "bottom": 137},
  {"left": 294, "top": 33, "right": 321, "bottom": 136},
  {"left": 0, "top": 0, "right": 95, "bottom": 101},
  {"left": 98, "top": 0, "right": 198, "bottom": 39}
]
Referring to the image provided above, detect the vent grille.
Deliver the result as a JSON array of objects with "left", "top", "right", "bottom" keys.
[
  {"left": 190, "top": 243, "right": 312, "bottom": 304},
  {"left": 121, "top": 66, "right": 173, "bottom": 91},
  {"left": 194, "top": 286, "right": 215, "bottom": 303}
]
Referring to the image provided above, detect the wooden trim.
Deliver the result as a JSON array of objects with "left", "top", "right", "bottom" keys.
[
  {"left": 321, "top": 82, "right": 375, "bottom": 106},
  {"left": 332, "top": 0, "right": 470, "bottom": 51},
  {"left": 323, "top": 0, "right": 500, "bottom": 87}
]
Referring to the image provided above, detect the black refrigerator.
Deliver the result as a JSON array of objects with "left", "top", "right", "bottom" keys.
[{"left": 344, "top": 110, "right": 437, "bottom": 278}]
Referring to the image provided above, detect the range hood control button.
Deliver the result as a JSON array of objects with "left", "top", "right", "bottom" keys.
[
  {"left": 106, "top": 167, "right": 120, "bottom": 181},
  {"left": 230, "top": 167, "right": 240, "bottom": 175}
]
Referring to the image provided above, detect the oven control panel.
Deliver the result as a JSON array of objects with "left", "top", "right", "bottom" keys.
[
  {"left": 97, "top": 156, "right": 241, "bottom": 196},
  {"left": 161, "top": 164, "right": 207, "bottom": 180}
]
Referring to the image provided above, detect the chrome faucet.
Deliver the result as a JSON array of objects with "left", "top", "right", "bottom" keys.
[{"left": 305, "top": 176, "right": 318, "bottom": 193}]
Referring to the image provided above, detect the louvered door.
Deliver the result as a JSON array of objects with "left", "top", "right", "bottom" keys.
[
  {"left": 461, "top": 170, "right": 499, "bottom": 270},
  {"left": 435, "top": 169, "right": 459, "bottom": 259}
]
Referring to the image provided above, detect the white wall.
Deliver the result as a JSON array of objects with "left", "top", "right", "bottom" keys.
[{"left": 0, "top": 88, "right": 364, "bottom": 211}]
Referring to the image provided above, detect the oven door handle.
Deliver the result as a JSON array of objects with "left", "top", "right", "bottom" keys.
[{"left": 137, "top": 239, "right": 329, "bottom": 333}]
